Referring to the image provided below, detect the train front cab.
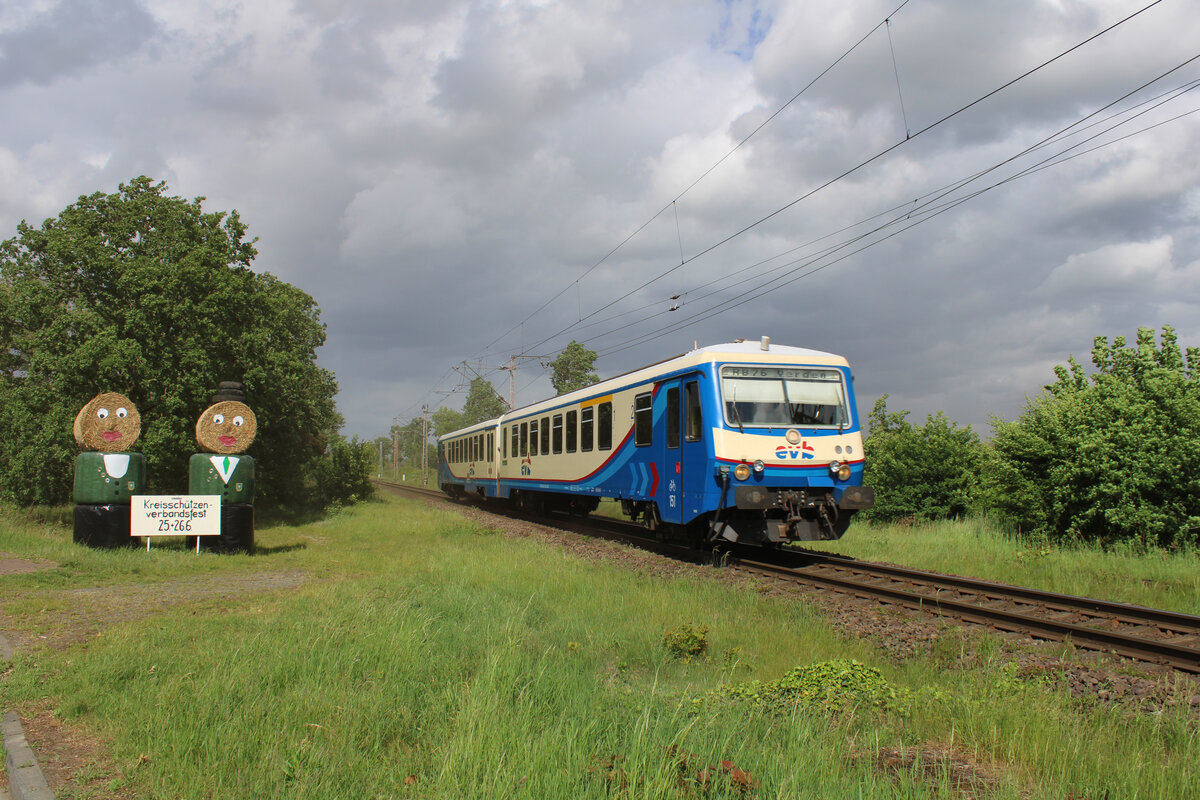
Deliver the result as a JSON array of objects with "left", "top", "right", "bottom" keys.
[{"left": 698, "top": 358, "right": 874, "bottom": 544}]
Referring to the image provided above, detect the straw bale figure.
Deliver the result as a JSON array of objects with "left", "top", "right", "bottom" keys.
[
  {"left": 72, "top": 392, "right": 146, "bottom": 548},
  {"left": 189, "top": 384, "right": 257, "bottom": 553}
]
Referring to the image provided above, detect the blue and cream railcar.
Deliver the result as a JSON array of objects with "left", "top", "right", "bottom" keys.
[{"left": 438, "top": 340, "right": 873, "bottom": 543}]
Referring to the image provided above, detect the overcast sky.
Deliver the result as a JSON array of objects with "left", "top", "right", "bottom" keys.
[{"left": 3, "top": 0, "right": 1198, "bottom": 439}]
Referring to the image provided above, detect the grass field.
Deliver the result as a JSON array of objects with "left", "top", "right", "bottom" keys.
[{"left": 1, "top": 496, "right": 1197, "bottom": 798}]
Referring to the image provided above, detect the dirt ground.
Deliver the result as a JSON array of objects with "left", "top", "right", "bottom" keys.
[
  {"left": 2, "top": 495, "right": 1198, "bottom": 798},
  {"left": 0, "top": 553, "right": 309, "bottom": 798}
]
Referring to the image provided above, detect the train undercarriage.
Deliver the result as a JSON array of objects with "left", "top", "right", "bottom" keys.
[{"left": 441, "top": 483, "right": 872, "bottom": 549}]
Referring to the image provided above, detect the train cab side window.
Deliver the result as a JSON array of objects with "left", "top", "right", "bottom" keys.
[
  {"left": 566, "top": 410, "right": 577, "bottom": 453},
  {"left": 520, "top": 422, "right": 529, "bottom": 457},
  {"left": 666, "top": 386, "right": 680, "bottom": 449},
  {"left": 581, "top": 407, "right": 594, "bottom": 452},
  {"left": 529, "top": 420, "right": 539, "bottom": 456},
  {"left": 540, "top": 416, "right": 550, "bottom": 455},
  {"left": 552, "top": 414, "right": 563, "bottom": 454},
  {"left": 598, "top": 401, "right": 613, "bottom": 450},
  {"left": 634, "top": 392, "right": 653, "bottom": 446},
  {"left": 685, "top": 381, "right": 702, "bottom": 442},
  {"left": 502, "top": 428, "right": 507, "bottom": 459}
]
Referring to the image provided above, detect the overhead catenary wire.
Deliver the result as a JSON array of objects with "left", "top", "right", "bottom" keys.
[
  {"left": 473, "top": 0, "right": 916, "bottom": 360},
  {"left": 592, "top": 77, "right": 1200, "bottom": 358},
  {"left": 587, "top": 63, "right": 1200, "bottom": 352},
  {"left": 509, "top": 0, "right": 1170, "bottom": 361},
  {"left": 409, "top": 0, "right": 1176, "bottom": 422}
]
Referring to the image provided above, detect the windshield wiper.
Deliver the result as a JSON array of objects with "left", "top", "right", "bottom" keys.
[{"left": 729, "top": 387, "right": 744, "bottom": 433}]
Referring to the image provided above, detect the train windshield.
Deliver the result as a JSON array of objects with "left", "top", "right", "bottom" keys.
[{"left": 720, "top": 366, "right": 848, "bottom": 428}]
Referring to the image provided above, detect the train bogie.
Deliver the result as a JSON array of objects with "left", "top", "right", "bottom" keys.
[{"left": 437, "top": 340, "right": 873, "bottom": 546}]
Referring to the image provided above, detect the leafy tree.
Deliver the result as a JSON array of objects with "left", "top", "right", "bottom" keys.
[
  {"left": 432, "top": 406, "right": 465, "bottom": 439},
  {"left": 461, "top": 376, "right": 507, "bottom": 426},
  {"left": 984, "top": 326, "right": 1200, "bottom": 549},
  {"left": 862, "top": 395, "right": 984, "bottom": 522},
  {"left": 391, "top": 418, "right": 427, "bottom": 466},
  {"left": 312, "top": 435, "right": 376, "bottom": 506},
  {"left": 0, "top": 177, "right": 340, "bottom": 506},
  {"left": 549, "top": 340, "right": 599, "bottom": 395}
]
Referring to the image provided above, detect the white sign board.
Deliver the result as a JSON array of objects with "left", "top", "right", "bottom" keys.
[{"left": 132, "top": 496, "right": 221, "bottom": 537}]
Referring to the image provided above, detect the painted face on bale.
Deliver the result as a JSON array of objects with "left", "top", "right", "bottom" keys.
[
  {"left": 73, "top": 392, "right": 141, "bottom": 452},
  {"left": 196, "top": 400, "right": 257, "bottom": 454}
]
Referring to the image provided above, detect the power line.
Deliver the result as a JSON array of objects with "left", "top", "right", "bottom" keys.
[
  {"left": 403, "top": 0, "right": 1177, "bottom": 423},
  {"left": 474, "top": 0, "right": 916, "bottom": 361},
  {"left": 511, "top": 0, "right": 1170, "bottom": 359},
  {"left": 592, "top": 73, "right": 1200, "bottom": 358}
]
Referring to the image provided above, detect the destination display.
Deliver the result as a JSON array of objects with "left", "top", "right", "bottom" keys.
[{"left": 721, "top": 366, "right": 841, "bottom": 381}]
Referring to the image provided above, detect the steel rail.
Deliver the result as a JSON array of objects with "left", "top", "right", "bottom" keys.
[
  {"left": 785, "top": 550, "right": 1200, "bottom": 632},
  {"left": 734, "top": 557, "right": 1200, "bottom": 673}
]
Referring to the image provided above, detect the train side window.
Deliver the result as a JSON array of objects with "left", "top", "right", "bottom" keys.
[
  {"left": 634, "top": 392, "right": 652, "bottom": 446},
  {"left": 487, "top": 432, "right": 493, "bottom": 460},
  {"left": 581, "top": 407, "right": 594, "bottom": 452},
  {"left": 502, "top": 428, "right": 507, "bottom": 459},
  {"left": 520, "top": 422, "right": 529, "bottom": 457},
  {"left": 529, "top": 420, "right": 539, "bottom": 456},
  {"left": 666, "top": 386, "right": 680, "bottom": 449},
  {"left": 566, "top": 410, "right": 577, "bottom": 453},
  {"left": 511, "top": 426, "right": 519, "bottom": 460},
  {"left": 685, "top": 381, "right": 702, "bottom": 442},
  {"left": 540, "top": 416, "right": 550, "bottom": 455},
  {"left": 552, "top": 414, "right": 563, "bottom": 454},
  {"left": 598, "top": 401, "right": 613, "bottom": 450}
]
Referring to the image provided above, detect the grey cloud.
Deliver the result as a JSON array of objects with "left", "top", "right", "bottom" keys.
[{"left": 0, "top": 0, "right": 158, "bottom": 88}]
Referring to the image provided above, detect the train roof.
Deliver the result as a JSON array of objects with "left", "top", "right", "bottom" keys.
[{"left": 438, "top": 340, "right": 851, "bottom": 441}]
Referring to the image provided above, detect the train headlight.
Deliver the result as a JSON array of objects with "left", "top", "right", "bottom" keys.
[
  {"left": 733, "top": 463, "right": 752, "bottom": 481},
  {"left": 829, "top": 461, "right": 852, "bottom": 481},
  {"left": 786, "top": 429, "right": 801, "bottom": 444},
  {"left": 753, "top": 460, "right": 765, "bottom": 474}
]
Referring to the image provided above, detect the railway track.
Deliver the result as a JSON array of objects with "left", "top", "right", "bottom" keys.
[
  {"left": 375, "top": 480, "right": 1200, "bottom": 673},
  {"left": 732, "top": 550, "right": 1200, "bottom": 674}
]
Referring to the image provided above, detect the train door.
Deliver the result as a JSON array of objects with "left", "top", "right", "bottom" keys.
[{"left": 655, "top": 376, "right": 705, "bottom": 526}]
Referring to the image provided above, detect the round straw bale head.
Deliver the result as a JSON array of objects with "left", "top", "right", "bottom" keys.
[
  {"left": 195, "top": 400, "right": 257, "bottom": 453},
  {"left": 73, "top": 392, "right": 141, "bottom": 452}
]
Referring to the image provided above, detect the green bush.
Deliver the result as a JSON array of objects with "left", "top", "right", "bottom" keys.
[
  {"left": 662, "top": 623, "right": 709, "bottom": 661},
  {"left": 312, "top": 436, "right": 376, "bottom": 508},
  {"left": 984, "top": 326, "right": 1200, "bottom": 549},
  {"left": 714, "top": 659, "right": 896, "bottom": 714},
  {"left": 861, "top": 396, "right": 985, "bottom": 522}
]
